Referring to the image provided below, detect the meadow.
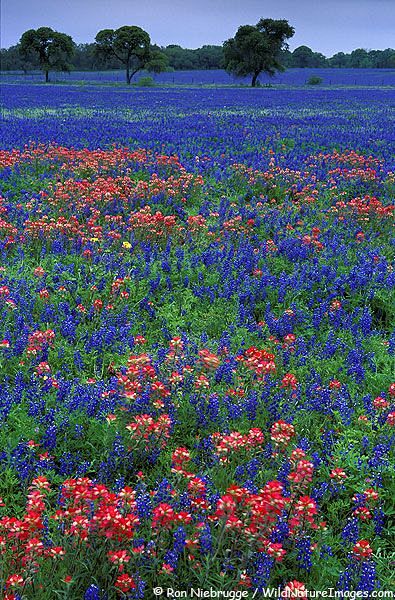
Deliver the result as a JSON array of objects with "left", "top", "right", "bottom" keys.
[
  {"left": 1, "top": 67, "right": 395, "bottom": 86},
  {"left": 0, "top": 79, "right": 394, "bottom": 599}
]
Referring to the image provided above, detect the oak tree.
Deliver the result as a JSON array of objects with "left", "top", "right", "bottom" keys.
[
  {"left": 223, "top": 19, "right": 295, "bottom": 87},
  {"left": 19, "top": 27, "right": 74, "bottom": 82},
  {"left": 95, "top": 26, "right": 167, "bottom": 84}
]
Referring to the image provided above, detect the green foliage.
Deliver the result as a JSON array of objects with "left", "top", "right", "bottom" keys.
[
  {"left": 162, "top": 44, "right": 224, "bottom": 70},
  {"left": 94, "top": 26, "right": 167, "bottom": 84},
  {"left": 145, "top": 47, "right": 169, "bottom": 74},
  {"left": 292, "top": 45, "right": 327, "bottom": 67},
  {"left": 19, "top": 27, "right": 74, "bottom": 82},
  {"left": 223, "top": 18, "right": 295, "bottom": 87},
  {"left": 307, "top": 75, "right": 323, "bottom": 85},
  {"left": 138, "top": 76, "right": 155, "bottom": 87},
  {"left": 1, "top": 44, "right": 39, "bottom": 71},
  {"left": 3, "top": 37, "right": 395, "bottom": 73}
]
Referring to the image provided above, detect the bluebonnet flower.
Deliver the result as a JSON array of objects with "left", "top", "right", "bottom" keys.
[
  {"left": 250, "top": 554, "right": 274, "bottom": 591},
  {"left": 136, "top": 492, "right": 152, "bottom": 520},
  {"left": 342, "top": 518, "right": 360, "bottom": 543},
  {"left": 207, "top": 394, "right": 220, "bottom": 423},
  {"left": 270, "top": 519, "right": 289, "bottom": 543},
  {"left": 163, "top": 549, "right": 178, "bottom": 569},
  {"left": 373, "top": 507, "right": 385, "bottom": 535},
  {"left": 245, "top": 391, "right": 258, "bottom": 421},
  {"left": 84, "top": 585, "right": 102, "bottom": 600},
  {"left": 368, "top": 444, "right": 389, "bottom": 469},
  {"left": 114, "top": 477, "right": 126, "bottom": 493},
  {"left": 173, "top": 527, "right": 187, "bottom": 553},
  {"left": 296, "top": 537, "right": 313, "bottom": 571},
  {"left": 388, "top": 331, "right": 395, "bottom": 356},
  {"left": 357, "top": 561, "right": 379, "bottom": 592},
  {"left": 42, "top": 425, "right": 57, "bottom": 450},
  {"left": 320, "top": 545, "right": 333, "bottom": 558},
  {"left": 277, "top": 460, "right": 291, "bottom": 487},
  {"left": 347, "top": 349, "right": 366, "bottom": 383},
  {"left": 298, "top": 438, "right": 311, "bottom": 452},
  {"left": 199, "top": 524, "right": 213, "bottom": 553},
  {"left": 338, "top": 563, "right": 356, "bottom": 592}
]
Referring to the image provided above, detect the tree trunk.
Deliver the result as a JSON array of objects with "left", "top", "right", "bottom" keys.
[
  {"left": 45, "top": 70, "right": 49, "bottom": 83},
  {"left": 130, "top": 68, "right": 140, "bottom": 83},
  {"left": 251, "top": 71, "right": 260, "bottom": 87},
  {"left": 126, "top": 56, "right": 132, "bottom": 85}
]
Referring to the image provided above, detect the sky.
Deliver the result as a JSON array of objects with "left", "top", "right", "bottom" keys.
[{"left": 1, "top": 0, "right": 394, "bottom": 55}]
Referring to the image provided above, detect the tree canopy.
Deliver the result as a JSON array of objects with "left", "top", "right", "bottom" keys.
[
  {"left": 292, "top": 45, "right": 326, "bottom": 68},
  {"left": 19, "top": 27, "right": 74, "bottom": 82},
  {"left": 223, "top": 18, "right": 295, "bottom": 86},
  {"left": 94, "top": 26, "right": 167, "bottom": 84},
  {"left": 2, "top": 28, "right": 393, "bottom": 74}
]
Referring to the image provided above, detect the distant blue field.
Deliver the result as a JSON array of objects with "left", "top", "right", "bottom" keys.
[
  {"left": 1, "top": 67, "right": 395, "bottom": 86},
  {"left": 1, "top": 84, "right": 394, "bottom": 177}
]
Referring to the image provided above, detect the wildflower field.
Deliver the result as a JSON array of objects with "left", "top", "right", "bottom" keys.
[
  {"left": 2, "top": 67, "right": 395, "bottom": 86},
  {"left": 0, "top": 81, "right": 394, "bottom": 599}
]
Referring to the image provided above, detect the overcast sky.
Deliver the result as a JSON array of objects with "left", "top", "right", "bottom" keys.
[{"left": 1, "top": 0, "right": 394, "bottom": 55}]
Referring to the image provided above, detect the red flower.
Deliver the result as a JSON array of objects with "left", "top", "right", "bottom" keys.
[
  {"left": 373, "top": 396, "right": 389, "bottom": 410},
  {"left": 6, "top": 574, "right": 24, "bottom": 588},
  {"left": 353, "top": 540, "right": 373, "bottom": 561},
  {"left": 160, "top": 563, "right": 174, "bottom": 574},
  {"left": 282, "top": 580, "right": 307, "bottom": 598},
  {"left": 329, "top": 379, "right": 341, "bottom": 390},
  {"left": 280, "top": 373, "right": 298, "bottom": 390},
  {"left": 108, "top": 549, "right": 131, "bottom": 568},
  {"left": 114, "top": 573, "right": 136, "bottom": 592},
  {"left": 330, "top": 299, "right": 342, "bottom": 311},
  {"left": 363, "top": 488, "right": 379, "bottom": 502},
  {"left": 46, "top": 546, "right": 65, "bottom": 559},
  {"left": 386, "top": 412, "right": 395, "bottom": 426},
  {"left": 354, "top": 507, "right": 372, "bottom": 521},
  {"left": 33, "top": 266, "right": 45, "bottom": 277},
  {"left": 330, "top": 468, "right": 347, "bottom": 482},
  {"left": 152, "top": 503, "right": 175, "bottom": 529},
  {"left": 270, "top": 420, "right": 295, "bottom": 446},
  {"left": 288, "top": 460, "right": 314, "bottom": 485},
  {"left": 93, "top": 298, "right": 103, "bottom": 311},
  {"left": 198, "top": 348, "right": 221, "bottom": 371},
  {"left": 261, "top": 541, "right": 286, "bottom": 561}
]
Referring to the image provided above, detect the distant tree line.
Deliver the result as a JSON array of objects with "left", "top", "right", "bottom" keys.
[
  {"left": 2, "top": 40, "right": 394, "bottom": 73},
  {"left": 283, "top": 46, "right": 395, "bottom": 68}
]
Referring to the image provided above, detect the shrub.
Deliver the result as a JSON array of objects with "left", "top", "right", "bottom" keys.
[
  {"left": 307, "top": 76, "right": 323, "bottom": 85},
  {"left": 138, "top": 76, "right": 155, "bottom": 87}
]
